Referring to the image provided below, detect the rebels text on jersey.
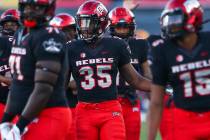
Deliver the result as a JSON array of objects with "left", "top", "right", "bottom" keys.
[
  {"left": 0, "top": 36, "right": 12, "bottom": 104},
  {"left": 67, "top": 37, "right": 130, "bottom": 103},
  {"left": 117, "top": 38, "right": 148, "bottom": 95},
  {"left": 151, "top": 32, "right": 210, "bottom": 112},
  {"left": 9, "top": 26, "right": 68, "bottom": 114}
]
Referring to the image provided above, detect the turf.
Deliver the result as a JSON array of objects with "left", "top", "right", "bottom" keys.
[{"left": 140, "top": 122, "right": 161, "bottom": 140}]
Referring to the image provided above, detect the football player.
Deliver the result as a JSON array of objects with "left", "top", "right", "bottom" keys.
[
  {"left": 0, "top": 1, "right": 71, "bottom": 140},
  {"left": 0, "top": 9, "right": 20, "bottom": 37},
  {"left": 147, "top": 35, "right": 175, "bottom": 140},
  {"left": 67, "top": 1, "right": 151, "bottom": 140},
  {"left": 50, "top": 13, "right": 78, "bottom": 140},
  {"left": 147, "top": 0, "right": 210, "bottom": 140},
  {"left": 50, "top": 13, "right": 77, "bottom": 41},
  {"left": 108, "top": 7, "right": 151, "bottom": 140},
  {"left": 0, "top": 9, "right": 20, "bottom": 120}
]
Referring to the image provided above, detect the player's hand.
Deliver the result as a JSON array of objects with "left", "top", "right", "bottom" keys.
[
  {"left": 0, "top": 122, "right": 12, "bottom": 140},
  {"left": 5, "top": 125, "right": 21, "bottom": 140}
]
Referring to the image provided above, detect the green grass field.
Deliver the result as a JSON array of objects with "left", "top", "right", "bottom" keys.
[{"left": 140, "top": 122, "right": 161, "bottom": 140}]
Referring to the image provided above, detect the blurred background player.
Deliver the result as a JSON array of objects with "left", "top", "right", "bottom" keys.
[
  {"left": 0, "top": 0, "right": 71, "bottom": 140},
  {"left": 108, "top": 6, "right": 151, "bottom": 140},
  {"left": 50, "top": 13, "right": 77, "bottom": 42},
  {"left": 0, "top": 9, "right": 20, "bottom": 120},
  {"left": 0, "top": 9, "right": 20, "bottom": 37},
  {"left": 67, "top": 0, "right": 151, "bottom": 140},
  {"left": 50, "top": 13, "right": 78, "bottom": 140},
  {"left": 147, "top": 35, "right": 175, "bottom": 140},
  {"left": 147, "top": 0, "right": 210, "bottom": 140}
]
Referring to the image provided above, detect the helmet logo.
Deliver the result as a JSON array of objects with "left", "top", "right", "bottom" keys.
[
  {"left": 186, "top": 24, "right": 194, "bottom": 31},
  {"left": 50, "top": 17, "right": 62, "bottom": 26},
  {"left": 49, "top": 0, "right": 54, "bottom": 4},
  {"left": 96, "top": 5, "right": 105, "bottom": 16},
  {"left": 184, "top": 0, "right": 200, "bottom": 13}
]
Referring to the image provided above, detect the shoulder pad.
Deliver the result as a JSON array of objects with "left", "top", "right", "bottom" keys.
[
  {"left": 151, "top": 39, "right": 164, "bottom": 48},
  {"left": 66, "top": 40, "right": 72, "bottom": 44},
  {"left": 112, "top": 36, "right": 122, "bottom": 40},
  {"left": 45, "top": 27, "right": 60, "bottom": 34}
]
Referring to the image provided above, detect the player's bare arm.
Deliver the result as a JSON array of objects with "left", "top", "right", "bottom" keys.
[
  {"left": 68, "top": 80, "right": 77, "bottom": 90},
  {"left": 68, "top": 80, "right": 77, "bottom": 95},
  {"left": 147, "top": 84, "right": 165, "bottom": 140},
  {"left": 20, "top": 60, "right": 61, "bottom": 120},
  {"left": 141, "top": 61, "right": 152, "bottom": 80},
  {"left": 0, "top": 75, "right": 11, "bottom": 85},
  {"left": 69, "top": 80, "right": 76, "bottom": 88},
  {"left": 2, "top": 60, "right": 61, "bottom": 133},
  {"left": 119, "top": 63, "right": 151, "bottom": 92}
]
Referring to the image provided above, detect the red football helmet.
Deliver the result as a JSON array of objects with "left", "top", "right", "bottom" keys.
[
  {"left": 76, "top": 0, "right": 108, "bottom": 42},
  {"left": 108, "top": 7, "right": 136, "bottom": 38},
  {"left": 18, "top": 0, "right": 56, "bottom": 28},
  {"left": 50, "top": 13, "right": 76, "bottom": 28},
  {"left": 50, "top": 13, "right": 77, "bottom": 40},
  {"left": 160, "top": 0, "right": 203, "bottom": 39},
  {"left": 0, "top": 9, "right": 20, "bottom": 36},
  {"left": 0, "top": 9, "right": 20, "bottom": 25}
]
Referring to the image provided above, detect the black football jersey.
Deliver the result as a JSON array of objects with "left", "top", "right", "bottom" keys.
[
  {"left": 146, "top": 35, "right": 164, "bottom": 62},
  {"left": 9, "top": 26, "right": 68, "bottom": 114},
  {"left": 117, "top": 38, "right": 148, "bottom": 97},
  {"left": 151, "top": 32, "right": 210, "bottom": 112},
  {"left": 67, "top": 37, "right": 130, "bottom": 103},
  {"left": 0, "top": 36, "right": 12, "bottom": 104}
]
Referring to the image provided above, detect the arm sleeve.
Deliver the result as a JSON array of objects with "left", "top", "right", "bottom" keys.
[
  {"left": 151, "top": 46, "right": 168, "bottom": 86},
  {"left": 34, "top": 33, "right": 66, "bottom": 62},
  {"left": 118, "top": 40, "right": 131, "bottom": 67}
]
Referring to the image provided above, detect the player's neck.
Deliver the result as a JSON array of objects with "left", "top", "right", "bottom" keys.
[
  {"left": 88, "top": 37, "right": 103, "bottom": 48},
  {"left": 23, "top": 27, "right": 30, "bottom": 34},
  {"left": 177, "top": 33, "right": 198, "bottom": 51}
]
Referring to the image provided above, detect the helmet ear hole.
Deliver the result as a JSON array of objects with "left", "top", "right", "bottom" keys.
[{"left": 76, "top": 15, "right": 99, "bottom": 40}]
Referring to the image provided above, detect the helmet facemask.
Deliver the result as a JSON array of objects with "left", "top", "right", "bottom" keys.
[
  {"left": 19, "top": 1, "right": 55, "bottom": 28},
  {"left": 161, "top": 9, "right": 186, "bottom": 39},
  {"left": 76, "top": 14, "right": 103, "bottom": 42},
  {"left": 108, "top": 7, "right": 136, "bottom": 39},
  {"left": 0, "top": 9, "right": 20, "bottom": 36},
  {"left": 1, "top": 21, "right": 19, "bottom": 36},
  {"left": 110, "top": 20, "right": 135, "bottom": 39},
  {"left": 62, "top": 25, "right": 77, "bottom": 41}
]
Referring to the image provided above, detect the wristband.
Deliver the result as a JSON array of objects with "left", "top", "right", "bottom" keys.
[{"left": 16, "top": 116, "right": 31, "bottom": 134}]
